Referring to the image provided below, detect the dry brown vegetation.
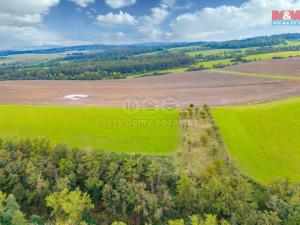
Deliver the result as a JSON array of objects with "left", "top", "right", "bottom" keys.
[{"left": 173, "top": 105, "right": 228, "bottom": 175}]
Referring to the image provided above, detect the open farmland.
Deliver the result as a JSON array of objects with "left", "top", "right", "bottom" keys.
[
  {"left": 186, "top": 49, "right": 234, "bottom": 57},
  {"left": 212, "top": 97, "right": 300, "bottom": 183},
  {"left": 4, "top": 5, "right": 300, "bottom": 223},
  {"left": 1, "top": 68, "right": 300, "bottom": 107},
  {"left": 243, "top": 51, "right": 300, "bottom": 61},
  {"left": 1, "top": 56, "right": 300, "bottom": 178},
  {"left": 225, "top": 57, "right": 300, "bottom": 77},
  {"left": 0, "top": 53, "right": 64, "bottom": 64},
  {"left": 0, "top": 105, "right": 179, "bottom": 153},
  {"left": 196, "top": 58, "right": 234, "bottom": 68},
  {"left": 208, "top": 57, "right": 300, "bottom": 183}
]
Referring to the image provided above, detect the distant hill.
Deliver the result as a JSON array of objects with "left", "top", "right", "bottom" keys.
[
  {"left": 204, "top": 33, "right": 300, "bottom": 49},
  {"left": 1, "top": 33, "right": 300, "bottom": 57}
]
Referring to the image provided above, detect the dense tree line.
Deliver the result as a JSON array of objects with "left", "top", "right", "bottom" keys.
[
  {"left": 0, "top": 53, "right": 195, "bottom": 80},
  {"left": 244, "top": 45, "right": 300, "bottom": 55},
  {"left": 62, "top": 47, "right": 166, "bottom": 62},
  {"left": 1, "top": 138, "right": 300, "bottom": 224},
  {"left": 0, "top": 42, "right": 200, "bottom": 57},
  {"left": 193, "top": 45, "right": 300, "bottom": 62},
  {"left": 204, "top": 37, "right": 285, "bottom": 49},
  {"left": 203, "top": 33, "right": 300, "bottom": 49},
  {"left": 3, "top": 33, "right": 300, "bottom": 57}
]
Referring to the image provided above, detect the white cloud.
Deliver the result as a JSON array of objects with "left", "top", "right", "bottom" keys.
[
  {"left": 116, "top": 31, "right": 125, "bottom": 37},
  {"left": 170, "top": 0, "right": 300, "bottom": 41},
  {"left": 105, "top": 0, "right": 136, "bottom": 9},
  {"left": 94, "top": 0, "right": 174, "bottom": 43},
  {"left": 161, "top": 0, "right": 176, "bottom": 8},
  {"left": 0, "top": 14, "right": 42, "bottom": 26},
  {"left": 70, "top": 0, "right": 95, "bottom": 8},
  {"left": 0, "top": 0, "right": 59, "bottom": 15},
  {"left": 149, "top": 5, "right": 170, "bottom": 25},
  {"left": 0, "top": 0, "right": 62, "bottom": 48},
  {"left": 97, "top": 11, "right": 137, "bottom": 26},
  {"left": 136, "top": 2, "right": 171, "bottom": 41},
  {"left": 0, "top": 26, "right": 62, "bottom": 49}
]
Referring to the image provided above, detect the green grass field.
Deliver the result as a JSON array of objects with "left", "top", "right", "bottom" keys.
[
  {"left": 127, "top": 67, "right": 188, "bottom": 78},
  {"left": 243, "top": 51, "right": 300, "bottom": 61},
  {"left": 212, "top": 97, "right": 300, "bottom": 183},
  {"left": 0, "top": 53, "right": 65, "bottom": 64},
  {"left": 168, "top": 46, "right": 202, "bottom": 52},
  {"left": 186, "top": 49, "right": 235, "bottom": 57},
  {"left": 0, "top": 105, "right": 180, "bottom": 154},
  {"left": 275, "top": 41, "right": 300, "bottom": 47},
  {"left": 197, "top": 59, "right": 234, "bottom": 68}
]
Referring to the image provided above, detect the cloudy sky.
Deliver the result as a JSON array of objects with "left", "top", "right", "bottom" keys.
[{"left": 1, "top": 0, "right": 300, "bottom": 49}]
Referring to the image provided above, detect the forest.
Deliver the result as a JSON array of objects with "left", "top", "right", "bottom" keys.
[
  {"left": 1, "top": 135, "right": 300, "bottom": 225},
  {"left": 0, "top": 106, "right": 299, "bottom": 225},
  {"left": 0, "top": 53, "right": 194, "bottom": 80}
]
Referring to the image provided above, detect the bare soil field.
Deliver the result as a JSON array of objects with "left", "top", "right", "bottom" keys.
[
  {"left": 226, "top": 57, "right": 300, "bottom": 76},
  {"left": 1, "top": 69, "right": 300, "bottom": 107}
]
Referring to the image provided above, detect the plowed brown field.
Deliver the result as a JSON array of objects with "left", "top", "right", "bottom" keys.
[
  {"left": 226, "top": 57, "right": 300, "bottom": 77},
  {"left": 1, "top": 62, "right": 300, "bottom": 107}
]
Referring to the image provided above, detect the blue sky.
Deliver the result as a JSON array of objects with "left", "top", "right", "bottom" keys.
[
  {"left": 44, "top": 0, "right": 246, "bottom": 43},
  {"left": 1, "top": 0, "right": 300, "bottom": 48}
]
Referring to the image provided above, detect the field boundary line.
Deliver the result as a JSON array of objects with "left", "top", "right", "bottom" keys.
[{"left": 208, "top": 69, "right": 300, "bottom": 81}]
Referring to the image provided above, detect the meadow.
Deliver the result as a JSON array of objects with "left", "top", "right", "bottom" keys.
[
  {"left": 275, "top": 40, "right": 300, "bottom": 47},
  {"left": 196, "top": 58, "right": 234, "bottom": 68},
  {"left": 212, "top": 97, "right": 300, "bottom": 183},
  {"left": 0, "top": 53, "right": 64, "bottom": 64},
  {"left": 186, "top": 49, "right": 234, "bottom": 57},
  {"left": 243, "top": 51, "right": 300, "bottom": 61},
  {"left": 0, "top": 105, "right": 179, "bottom": 154},
  {"left": 128, "top": 67, "right": 187, "bottom": 78}
]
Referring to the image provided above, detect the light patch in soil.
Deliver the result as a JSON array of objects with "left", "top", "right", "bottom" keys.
[{"left": 63, "top": 94, "right": 89, "bottom": 100}]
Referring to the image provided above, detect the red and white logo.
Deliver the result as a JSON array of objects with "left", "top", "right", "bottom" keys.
[{"left": 272, "top": 10, "right": 300, "bottom": 25}]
